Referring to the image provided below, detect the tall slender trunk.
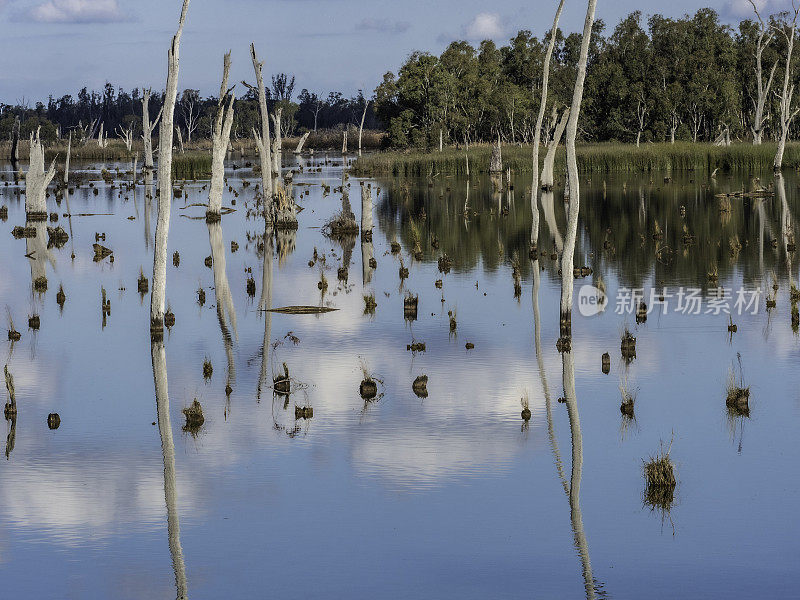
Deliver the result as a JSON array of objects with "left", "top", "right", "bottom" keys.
[
  {"left": 207, "top": 52, "right": 236, "bottom": 218},
  {"left": 560, "top": 0, "right": 597, "bottom": 338},
  {"left": 532, "top": 0, "right": 567, "bottom": 253},
  {"left": 151, "top": 0, "right": 190, "bottom": 335},
  {"left": 250, "top": 43, "right": 274, "bottom": 219},
  {"left": 271, "top": 107, "right": 283, "bottom": 177},
  {"left": 359, "top": 100, "right": 369, "bottom": 156},
  {"left": 775, "top": 8, "right": 799, "bottom": 170}
]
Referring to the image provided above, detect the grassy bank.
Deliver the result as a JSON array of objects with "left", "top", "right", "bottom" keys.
[{"left": 351, "top": 142, "right": 800, "bottom": 176}]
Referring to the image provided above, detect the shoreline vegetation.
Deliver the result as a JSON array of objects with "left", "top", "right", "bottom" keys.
[{"left": 351, "top": 142, "right": 800, "bottom": 177}]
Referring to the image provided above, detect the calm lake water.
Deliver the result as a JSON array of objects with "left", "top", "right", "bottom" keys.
[{"left": 0, "top": 156, "right": 798, "bottom": 599}]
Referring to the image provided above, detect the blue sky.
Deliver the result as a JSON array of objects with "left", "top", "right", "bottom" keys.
[{"left": 0, "top": 0, "right": 792, "bottom": 103}]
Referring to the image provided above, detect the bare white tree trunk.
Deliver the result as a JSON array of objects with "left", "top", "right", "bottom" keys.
[
  {"left": 151, "top": 340, "right": 188, "bottom": 600},
  {"left": 342, "top": 129, "right": 348, "bottom": 154},
  {"left": 207, "top": 52, "right": 236, "bottom": 219},
  {"left": 359, "top": 100, "right": 369, "bottom": 156},
  {"left": 490, "top": 137, "right": 502, "bottom": 174},
  {"left": 97, "top": 122, "right": 108, "bottom": 148},
  {"left": 774, "top": 4, "right": 800, "bottom": 171},
  {"left": 249, "top": 43, "right": 274, "bottom": 220},
  {"left": 438, "top": 127, "right": 443, "bottom": 152},
  {"left": 271, "top": 107, "right": 283, "bottom": 177},
  {"left": 25, "top": 129, "right": 56, "bottom": 219},
  {"left": 560, "top": 0, "right": 597, "bottom": 337},
  {"left": 117, "top": 124, "right": 134, "bottom": 151},
  {"left": 151, "top": 0, "right": 190, "bottom": 335},
  {"left": 532, "top": 0, "right": 566, "bottom": 205},
  {"left": 64, "top": 131, "right": 71, "bottom": 185},
  {"left": 749, "top": 0, "right": 777, "bottom": 145},
  {"left": 175, "top": 127, "right": 185, "bottom": 154},
  {"left": 142, "top": 88, "right": 163, "bottom": 171},
  {"left": 294, "top": 131, "right": 310, "bottom": 154},
  {"left": 541, "top": 107, "right": 569, "bottom": 190},
  {"left": 361, "top": 182, "right": 375, "bottom": 285}
]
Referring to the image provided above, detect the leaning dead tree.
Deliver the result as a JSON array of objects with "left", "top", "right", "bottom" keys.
[
  {"left": 141, "top": 88, "right": 163, "bottom": 171},
  {"left": 151, "top": 0, "right": 190, "bottom": 337},
  {"left": 540, "top": 106, "right": 569, "bottom": 191},
  {"left": 207, "top": 52, "right": 236, "bottom": 221},
  {"left": 64, "top": 131, "right": 72, "bottom": 185},
  {"left": 294, "top": 131, "right": 310, "bottom": 154},
  {"left": 358, "top": 99, "right": 370, "bottom": 156},
  {"left": 774, "top": 2, "right": 800, "bottom": 171},
  {"left": 248, "top": 43, "right": 275, "bottom": 220},
  {"left": 25, "top": 128, "right": 56, "bottom": 220},
  {"left": 560, "top": 0, "right": 597, "bottom": 339},
  {"left": 749, "top": 0, "right": 777, "bottom": 145},
  {"left": 532, "top": 0, "right": 566, "bottom": 201}
]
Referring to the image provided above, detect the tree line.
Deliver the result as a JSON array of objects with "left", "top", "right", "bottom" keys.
[
  {"left": 0, "top": 79, "right": 378, "bottom": 144},
  {"left": 373, "top": 7, "right": 800, "bottom": 149}
]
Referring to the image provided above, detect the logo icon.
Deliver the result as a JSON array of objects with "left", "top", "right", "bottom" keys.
[{"left": 578, "top": 284, "right": 607, "bottom": 317}]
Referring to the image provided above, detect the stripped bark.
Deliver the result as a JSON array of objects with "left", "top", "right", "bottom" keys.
[
  {"left": 560, "top": 0, "right": 597, "bottom": 338},
  {"left": 25, "top": 128, "right": 56, "bottom": 219},
  {"left": 271, "top": 107, "right": 283, "bottom": 177},
  {"left": 151, "top": 0, "right": 190, "bottom": 335},
  {"left": 207, "top": 52, "right": 236, "bottom": 220},
  {"left": 249, "top": 43, "right": 275, "bottom": 219},
  {"left": 342, "top": 129, "right": 348, "bottom": 154}
]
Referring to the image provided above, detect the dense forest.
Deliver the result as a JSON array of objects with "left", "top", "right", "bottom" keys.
[
  {"left": 2, "top": 8, "right": 799, "bottom": 151},
  {"left": 374, "top": 8, "right": 800, "bottom": 148}
]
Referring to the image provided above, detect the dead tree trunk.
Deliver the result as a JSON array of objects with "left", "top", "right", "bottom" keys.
[
  {"left": 749, "top": 0, "right": 777, "bottom": 145},
  {"left": 271, "top": 107, "right": 283, "bottom": 178},
  {"left": 342, "top": 129, "right": 348, "bottom": 154},
  {"left": 141, "top": 88, "right": 163, "bottom": 171},
  {"left": 25, "top": 129, "right": 56, "bottom": 220},
  {"left": 64, "top": 131, "right": 72, "bottom": 185},
  {"left": 249, "top": 43, "right": 274, "bottom": 221},
  {"left": 774, "top": 5, "right": 800, "bottom": 171},
  {"left": 151, "top": 0, "right": 190, "bottom": 337},
  {"left": 490, "top": 137, "right": 502, "bottom": 174},
  {"left": 560, "top": 0, "right": 597, "bottom": 339},
  {"left": 541, "top": 107, "right": 569, "bottom": 191},
  {"left": 359, "top": 100, "right": 369, "bottom": 156},
  {"left": 532, "top": 0, "right": 566, "bottom": 203},
  {"left": 294, "top": 131, "right": 310, "bottom": 154},
  {"left": 10, "top": 117, "right": 20, "bottom": 165},
  {"left": 207, "top": 52, "right": 236, "bottom": 220}
]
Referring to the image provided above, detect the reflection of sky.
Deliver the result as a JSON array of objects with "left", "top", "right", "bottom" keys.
[{"left": 0, "top": 161, "right": 798, "bottom": 598}]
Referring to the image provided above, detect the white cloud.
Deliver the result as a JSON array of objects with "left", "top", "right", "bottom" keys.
[
  {"left": 29, "top": 0, "right": 127, "bottom": 23},
  {"left": 463, "top": 12, "right": 504, "bottom": 40},
  {"left": 724, "top": 0, "right": 792, "bottom": 19}
]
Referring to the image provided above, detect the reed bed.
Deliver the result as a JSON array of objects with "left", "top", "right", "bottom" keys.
[{"left": 351, "top": 142, "right": 800, "bottom": 176}]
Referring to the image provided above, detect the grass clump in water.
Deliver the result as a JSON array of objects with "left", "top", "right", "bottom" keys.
[{"left": 643, "top": 437, "right": 677, "bottom": 516}]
